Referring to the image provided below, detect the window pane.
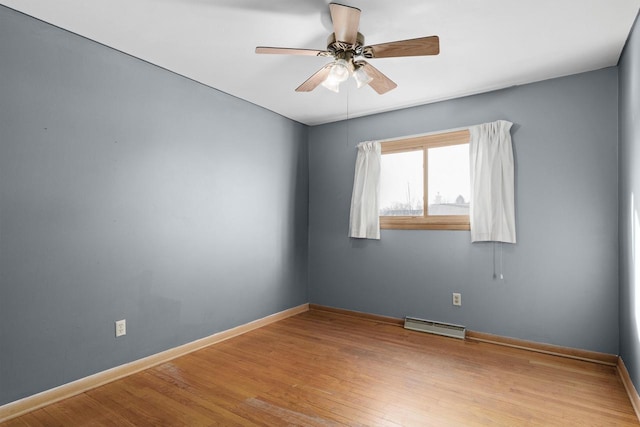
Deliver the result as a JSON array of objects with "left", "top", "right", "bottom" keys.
[
  {"left": 379, "top": 150, "right": 424, "bottom": 216},
  {"left": 428, "top": 144, "right": 469, "bottom": 216}
]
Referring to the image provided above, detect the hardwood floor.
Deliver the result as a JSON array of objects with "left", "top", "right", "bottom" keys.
[{"left": 2, "top": 309, "right": 638, "bottom": 426}]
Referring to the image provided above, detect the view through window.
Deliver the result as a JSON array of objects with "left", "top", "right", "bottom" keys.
[
  {"left": 380, "top": 150, "right": 424, "bottom": 216},
  {"left": 379, "top": 129, "right": 470, "bottom": 230},
  {"left": 427, "top": 143, "right": 470, "bottom": 216}
]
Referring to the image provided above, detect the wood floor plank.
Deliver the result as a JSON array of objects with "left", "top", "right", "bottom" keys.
[
  {"left": 2, "top": 309, "right": 638, "bottom": 426},
  {"left": 45, "top": 393, "right": 136, "bottom": 427},
  {"left": 127, "top": 372, "right": 248, "bottom": 425},
  {"left": 7, "top": 409, "right": 55, "bottom": 427},
  {"left": 0, "top": 417, "right": 28, "bottom": 427}
]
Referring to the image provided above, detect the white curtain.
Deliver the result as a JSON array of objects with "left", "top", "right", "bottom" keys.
[
  {"left": 469, "top": 120, "right": 516, "bottom": 243},
  {"left": 348, "top": 141, "right": 381, "bottom": 239}
]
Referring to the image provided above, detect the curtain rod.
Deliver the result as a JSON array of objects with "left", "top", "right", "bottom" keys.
[{"left": 373, "top": 124, "right": 474, "bottom": 144}]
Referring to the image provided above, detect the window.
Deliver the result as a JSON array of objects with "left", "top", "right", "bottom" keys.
[{"left": 379, "top": 129, "right": 470, "bottom": 230}]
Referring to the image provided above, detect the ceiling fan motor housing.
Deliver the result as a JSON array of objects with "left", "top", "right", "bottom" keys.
[{"left": 327, "top": 32, "right": 365, "bottom": 60}]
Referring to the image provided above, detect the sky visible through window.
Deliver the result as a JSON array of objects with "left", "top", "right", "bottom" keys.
[
  {"left": 428, "top": 143, "right": 469, "bottom": 205},
  {"left": 380, "top": 150, "right": 424, "bottom": 215},
  {"left": 380, "top": 144, "right": 469, "bottom": 216}
]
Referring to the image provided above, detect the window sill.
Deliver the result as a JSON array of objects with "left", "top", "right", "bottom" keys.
[{"left": 380, "top": 216, "right": 470, "bottom": 231}]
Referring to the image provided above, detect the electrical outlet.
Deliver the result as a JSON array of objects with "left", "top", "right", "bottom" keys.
[
  {"left": 452, "top": 293, "right": 462, "bottom": 307},
  {"left": 115, "top": 319, "right": 126, "bottom": 337}
]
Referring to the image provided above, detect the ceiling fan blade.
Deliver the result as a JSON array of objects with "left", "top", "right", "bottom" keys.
[
  {"left": 295, "top": 64, "right": 333, "bottom": 92},
  {"left": 329, "top": 3, "right": 361, "bottom": 45},
  {"left": 359, "top": 61, "right": 397, "bottom": 94},
  {"left": 364, "top": 36, "right": 440, "bottom": 58},
  {"left": 256, "top": 47, "right": 331, "bottom": 56}
]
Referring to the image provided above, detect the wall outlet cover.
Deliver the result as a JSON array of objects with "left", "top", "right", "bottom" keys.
[
  {"left": 115, "top": 319, "right": 126, "bottom": 337},
  {"left": 452, "top": 293, "right": 462, "bottom": 306}
]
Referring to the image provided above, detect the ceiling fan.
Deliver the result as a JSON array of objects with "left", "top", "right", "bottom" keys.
[{"left": 255, "top": 2, "right": 440, "bottom": 94}]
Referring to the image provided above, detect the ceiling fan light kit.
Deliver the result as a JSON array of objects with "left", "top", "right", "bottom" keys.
[
  {"left": 321, "top": 58, "right": 351, "bottom": 93},
  {"left": 256, "top": 2, "right": 440, "bottom": 95},
  {"left": 353, "top": 65, "right": 373, "bottom": 88}
]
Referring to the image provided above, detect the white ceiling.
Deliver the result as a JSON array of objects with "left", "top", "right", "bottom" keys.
[{"left": 2, "top": 0, "right": 639, "bottom": 125}]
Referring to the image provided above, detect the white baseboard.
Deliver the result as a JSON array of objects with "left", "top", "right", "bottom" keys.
[{"left": 0, "top": 303, "right": 309, "bottom": 423}]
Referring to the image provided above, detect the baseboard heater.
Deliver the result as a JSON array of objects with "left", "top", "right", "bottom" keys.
[{"left": 404, "top": 316, "right": 466, "bottom": 340}]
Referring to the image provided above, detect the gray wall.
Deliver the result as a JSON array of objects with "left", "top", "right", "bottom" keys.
[
  {"left": 0, "top": 7, "right": 308, "bottom": 405},
  {"left": 619, "top": 13, "right": 640, "bottom": 392},
  {"left": 309, "top": 68, "right": 619, "bottom": 354}
]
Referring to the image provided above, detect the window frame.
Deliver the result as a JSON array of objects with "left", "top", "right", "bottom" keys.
[{"left": 379, "top": 129, "right": 471, "bottom": 231}]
